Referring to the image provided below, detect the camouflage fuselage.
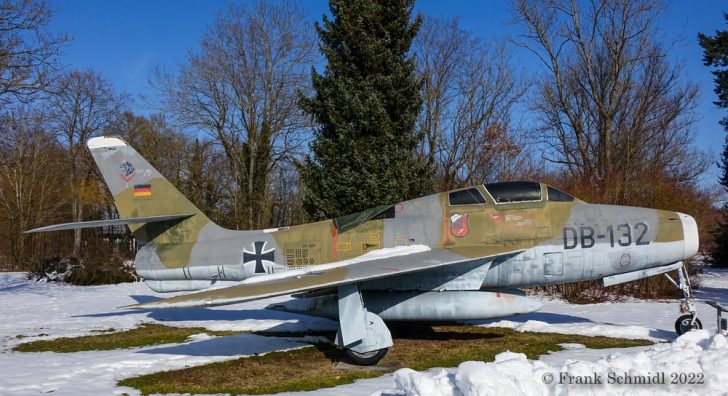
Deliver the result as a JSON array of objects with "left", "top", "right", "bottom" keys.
[
  {"left": 131, "top": 184, "right": 694, "bottom": 293},
  {"left": 86, "top": 138, "right": 697, "bottom": 295}
]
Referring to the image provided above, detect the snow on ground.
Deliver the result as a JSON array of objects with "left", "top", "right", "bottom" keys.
[
  {"left": 388, "top": 330, "right": 728, "bottom": 396},
  {"left": 0, "top": 268, "right": 726, "bottom": 395},
  {"left": 0, "top": 272, "right": 337, "bottom": 395},
  {"left": 369, "top": 267, "right": 728, "bottom": 396},
  {"left": 0, "top": 272, "right": 337, "bottom": 347},
  {"left": 2, "top": 333, "right": 310, "bottom": 395},
  {"left": 469, "top": 268, "right": 728, "bottom": 342}
]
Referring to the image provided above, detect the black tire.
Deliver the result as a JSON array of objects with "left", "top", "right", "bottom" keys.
[
  {"left": 344, "top": 348, "right": 388, "bottom": 366},
  {"left": 675, "top": 314, "right": 702, "bottom": 335}
]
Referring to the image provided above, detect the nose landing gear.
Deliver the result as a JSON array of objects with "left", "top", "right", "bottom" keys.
[
  {"left": 665, "top": 263, "right": 702, "bottom": 336},
  {"left": 675, "top": 314, "right": 702, "bottom": 335}
]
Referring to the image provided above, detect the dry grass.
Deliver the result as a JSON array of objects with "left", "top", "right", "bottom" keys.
[
  {"left": 119, "top": 324, "right": 653, "bottom": 395},
  {"left": 12, "top": 323, "right": 237, "bottom": 353}
]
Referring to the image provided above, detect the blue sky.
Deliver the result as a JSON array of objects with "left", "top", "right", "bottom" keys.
[{"left": 48, "top": 0, "right": 725, "bottom": 184}]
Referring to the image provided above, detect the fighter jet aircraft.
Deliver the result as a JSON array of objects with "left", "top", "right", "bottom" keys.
[{"left": 28, "top": 136, "right": 702, "bottom": 365}]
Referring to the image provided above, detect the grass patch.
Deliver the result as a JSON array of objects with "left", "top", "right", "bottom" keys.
[
  {"left": 12, "top": 323, "right": 237, "bottom": 353},
  {"left": 123, "top": 345, "right": 381, "bottom": 395},
  {"left": 119, "top": 325, "right": 652, "bottom": 395}
]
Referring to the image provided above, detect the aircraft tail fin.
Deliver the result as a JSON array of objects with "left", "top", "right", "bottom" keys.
[{"left": 86, "top": 136, "right": 216, "bottom": 245}]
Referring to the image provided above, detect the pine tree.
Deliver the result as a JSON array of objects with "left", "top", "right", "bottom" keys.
[
  {"left": 699, "top": 13, "right": 728, "bottom": 267},
  {"left": 298, "top": 0, "right": 432, "bottom": 221}
]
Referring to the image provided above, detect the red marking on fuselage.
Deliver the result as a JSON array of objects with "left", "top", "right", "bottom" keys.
[
  {"left": 443, "top": 216, "right": 452, "bottom": 244},
  {"left": 450, "top": 214, "right": 470, "bottom": 238},
  {"left": 332, "top": 226, "right": 338, "bottom": 261}
]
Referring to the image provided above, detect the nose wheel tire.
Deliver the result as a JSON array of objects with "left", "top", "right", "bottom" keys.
[
  {"left": 675, "top": 314, "right": 702, "bottom": 335},
  {"left": 344, "top": 348, "right": 388, "bottom": 366}
]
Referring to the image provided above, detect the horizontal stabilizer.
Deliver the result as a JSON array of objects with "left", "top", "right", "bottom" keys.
[{"left": 25, "top": 213, "right": 195, "bottom": 233}]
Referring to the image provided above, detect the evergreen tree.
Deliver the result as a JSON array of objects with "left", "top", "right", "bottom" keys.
[
  {"left": 699, "top": 13, "right": 728, "bottom": 267},
  {"left": 299, "top": 0, "right": 432, "bottom": 220}
]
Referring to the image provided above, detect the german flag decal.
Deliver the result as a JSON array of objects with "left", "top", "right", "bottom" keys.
[{"left": 133, "top": 184, "right": 152, "bottom": 197}]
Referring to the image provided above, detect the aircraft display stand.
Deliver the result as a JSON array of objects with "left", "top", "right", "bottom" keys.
[{"left": 706, "top": 301, "right": 728, "bottom": 336}]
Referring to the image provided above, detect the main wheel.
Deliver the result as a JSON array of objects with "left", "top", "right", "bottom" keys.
[
  {"left": 345, "top": 348, "right": 388, "bottom": 366},
  {"left": 675, "top": 314, "right": 702, "bottom": 335}
]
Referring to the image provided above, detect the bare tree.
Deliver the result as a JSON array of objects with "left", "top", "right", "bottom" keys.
[
  {"left": 512, "top": 0, "right": 709, "bottom": 203},
  {"left": 415, "top": 17, "right": 527, "bottom": 190},
  {"left": 0, "top": 107, "right": 66, "bottom": 267},
  {"left": 0, "top": 0, "right": 66, "bottom": 109},
  {"left": 179, "top": 138, "right": 229, "bottom": 226},
  {"left": 415, "top": 17, "right": 466, "bottom": 171},
  {"left": 268, "top": 160, "right": 305, "bottom": 227},
  {"left": 48, "top": 69, "right": 124, "bottom": 257},
  {"left": 154, "top": 1, "right": 316, "bottom": 229}
]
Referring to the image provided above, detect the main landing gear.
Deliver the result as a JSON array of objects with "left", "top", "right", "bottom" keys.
[
  {"left": 665, "top": 263, "right": 702, "bottom": 336},
  {"left": 335, "top": 283, "right": 392, "bottom": 366},
  {"left": 345, "top": 347, "right": 389, "bottom": 366}
]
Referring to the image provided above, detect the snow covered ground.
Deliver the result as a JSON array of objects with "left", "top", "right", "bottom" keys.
[
  {"left": 0, "top": 273, "right": 337, "bottom": 395},
  {"left": 391, "top": 329, "right": 728, "bottom": 396},
  {"left": 0, "top": 268, "right": 726, "bottom": 395}
]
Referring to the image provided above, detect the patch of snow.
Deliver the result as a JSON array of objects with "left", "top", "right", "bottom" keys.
[
  {"left": 391, "top": 330, "right": 728, "bottom": 396},
  {"left": 271, "top": 374, "right": 398, "bottom": 396},
  {"left": 394, "top": 368, "right": 458, "bottom": 396},
  {"left": 0, "top": 271, "right": 337, "bottom": 395},
  {"left": 479, "top": 319, "right": 662, "bottom": 341},
  {"left": 0, "top": 333, "right": 310, "bottom": 396},
  {"left": 186, "top": 333, "right": 214, "bottom": 342},
  {"left": 557, "top": 343, "right": 585, "bottom": 350},
  {"left": 540, "top": 345, "right": 653, "bottom": 367}
]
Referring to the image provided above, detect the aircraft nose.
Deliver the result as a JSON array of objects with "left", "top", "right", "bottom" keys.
[{"left": 678, "top": 213, "right": 699, "bottom": 259}]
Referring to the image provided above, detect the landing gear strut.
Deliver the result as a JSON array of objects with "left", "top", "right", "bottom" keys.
[
  {"left": 665, "top": 263, "right": 702, "bottom": 336},
  {"left": 335, "top": 283, "right": 392, "bottom": 365}
]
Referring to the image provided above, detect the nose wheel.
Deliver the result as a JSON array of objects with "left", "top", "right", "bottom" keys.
[
  {"left": 675, "top": 314, "right": 702, "bottom": 335},
  {"left": 665, "top": 263, "right": 702, "bottom": 336}
]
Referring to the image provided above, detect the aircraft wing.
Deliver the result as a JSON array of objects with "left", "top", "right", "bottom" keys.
[
  {"left": 128, "top": 246, "right": 523, "bottom": 309},
  {"left": 25, "top": 214, "right": 195, "bottom": 233}
]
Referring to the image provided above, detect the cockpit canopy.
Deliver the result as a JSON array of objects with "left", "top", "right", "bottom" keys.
[
  {"left": 545, "top": 185, "right": 575, "bottom": 202},
  {"left": 484, "top": 181, "right": 541, "bottom": 203},
  {"left": 448, "top": 181, "right": 575, "bottom": 205},
  {"left": 335, "top": 181, "right": 576, "bottom": 233}
]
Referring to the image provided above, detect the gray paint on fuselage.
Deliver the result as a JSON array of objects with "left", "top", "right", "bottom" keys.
[
  {"left": 136, "top": 198, "right": 686, "bottom": 293},
  {"left": 479, "top": 203, "right": 681, "bottom": 289},
  {"left": 383, "top": 193, "right": 443, "bottom": 248}
]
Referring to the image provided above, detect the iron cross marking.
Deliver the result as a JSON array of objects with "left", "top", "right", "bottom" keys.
[{"left": 243, "top": 241, "right": 275, "bottom": 274}]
